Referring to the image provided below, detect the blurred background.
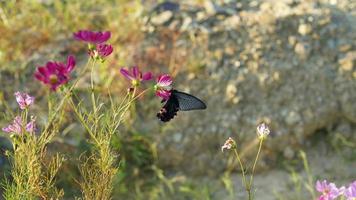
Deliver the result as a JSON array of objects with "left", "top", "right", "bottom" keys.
[{"left": 0, "top": 0, "right": 355, "bottom": 199}]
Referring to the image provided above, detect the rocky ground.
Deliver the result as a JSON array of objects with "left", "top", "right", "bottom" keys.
[{"left": 139, "top": 0, "right": 356, "bottom": 175}]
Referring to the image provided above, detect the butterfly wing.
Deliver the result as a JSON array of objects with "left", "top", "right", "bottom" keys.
[{"left": 172, "top": 90, "right": 207, "bottom": 111}]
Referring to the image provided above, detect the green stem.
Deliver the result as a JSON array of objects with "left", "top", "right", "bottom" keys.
[
  {"left": 115, "top": 88, "right": 149, "bottom": 115},
  {"left": 68, "top": 98, "right": 100, "bottom": 145},
  {"left": 90, "top": 59, "right": 97, "bottom": 115},
  {"left": 300, "top": 151, "right": 316, "bottom": 199},
  {"left": 41, "top": 59, "right": 91, "bottom": 137},
  {"left": 89, "top": 60, "right": 99, "bottom": 136},
  {"left": 247, "top": 138, "right": 264, "bottom": 199},
  {"left": 233, "top": 149, "right": 248, "bottom": 193},
  {"left": 111, "top": 87, "right": 137, "bottom": 134},
  {"left": 111, "top": 87, "right": 150, "bottom": 135}
]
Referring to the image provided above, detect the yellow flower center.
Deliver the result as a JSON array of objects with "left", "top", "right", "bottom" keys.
[
  {"left": 131, "top": 79, "right": 139, "bottom": 87},
  {"left": 49, "top": 74, "right": 58, "bottom": 84}
]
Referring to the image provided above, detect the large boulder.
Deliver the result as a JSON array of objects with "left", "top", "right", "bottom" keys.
[{"left": 141, "top": 0, "right": 356, "bottom": 175}]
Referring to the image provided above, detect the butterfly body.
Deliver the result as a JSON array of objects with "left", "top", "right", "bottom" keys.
[{"left": 157, "top": 90, "right": 206, "bottom": 122}]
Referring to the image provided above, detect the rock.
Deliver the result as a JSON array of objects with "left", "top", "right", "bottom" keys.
[
  {"left": 298, "top": 23, "right": 313, "bottom": 35},
  {"left": 150, "top": 11, "right": 173, "bottom": 25},
  {"left": 339, "top": 51, "right": 356, "bottom": 72},
  {"left": 225, "top": 83, "right": 240, "bottom": 104},
  {"left": 180, "top": 17, "right": 192, "bottom": 31},
  {"left": 225, "top": 83, "right": 238, "bottom": 103},
  {"left": 204, "top": 1, "right": 217, "bottom": 16},
  {"left": 152, "top": 1, "right": 180, "bottom": 13},
  {"left": 286, "top": 111, "right": 301, "bottom": 126},
  {"left": 294, "top": 42, "right": 311, "bottom": 59},
  {"left": 223, "top": 15, "right": 241, "bottom": 28}
]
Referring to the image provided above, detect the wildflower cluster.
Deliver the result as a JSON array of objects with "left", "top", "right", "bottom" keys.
[
  {"left": 120, "top": 66, "right": 174, "bottom": 100},
  {"left": 3, "top": 28, "right": 176, "bottom": 199},
  {"left": 2, "top": 92, "right": 36, "bottom": 135},
  {"left": 316, "top": 180, "right": 356, "bottom": 200},
  {"left": 74, "top": 30, "right": 113, "bottom": 62},
  {"left": 22, "top": 28, "right": 177, "bottom": 199},
  {"left": 2, "top": 91, "right": 65, "bottom": 199}
]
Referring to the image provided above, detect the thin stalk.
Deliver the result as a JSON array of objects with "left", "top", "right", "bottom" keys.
[
  {"left": 90, "top": 59, "right": 97, "bottom": 117},
  {"left": 111, "top": 87, "right": 150, "bottom": 134},
  {"left": 68, "top": 98, "right": 100, "bottom": 145},
  {"left": 114, "top": 88, "right": 149, "bottom": 115},
  {"left": 300, "top": 151, "right": 316, "bottom": 199},
  {"left": 247, "top": 138, "right": 264, "bottom": 199},
  {"left": 42, "top": 59, "right": 90, "bottom": 137},
  {"left": 233, "top": 149, "right": 249, "bottom": 192},
  {"left": 110, "top": 88, "right": 136, "bottom": 135}
]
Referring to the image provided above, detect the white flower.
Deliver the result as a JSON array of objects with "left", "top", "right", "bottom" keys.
[
  {"left": 257, "top": 123, "right": 270, "bottom": 139},
  {"left": 221, "top": 137, "right": 236, "bottom": 152}
]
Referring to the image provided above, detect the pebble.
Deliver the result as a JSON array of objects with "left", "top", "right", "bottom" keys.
[
  {"left": 151, "top": 11, "right": 173, "bottom": 25},
  {"left": 298, "top": 23, "right": 312, "bottom": 36}
]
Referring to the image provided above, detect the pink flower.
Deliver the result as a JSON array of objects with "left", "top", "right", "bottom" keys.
[
  {"left": 14, "top": 91, "right": 34, "bottom": 110},
  {"left": 73, "top": 30, "right": 111, "bottom": 44},
  {"left": 34, "top": 55, "right": 76, "bottom": 91},
  {"left": 221, "top": 137, "right": 236, "bottom": 152},
  {"left": 344, "top": 181, "right": 356, "bottom": 200},
  {"left": 97, "top": 43, "right": 113, "bottom": 58},
  {"left": 88, "top": 43, "right": 113, "bottom": 61},
  {"left": 120, "top": 66, "right": 153, "bottom": 86},
  {"left": 316, "top": 180, "right": 342, "bottom": 200},
  {"left": 26, "top": 116, "right": 37, "bottom": 133},
  {"left": 154, "top": 74, "right": 173, "bottom": 100},
  {"left": 2, "top": 116, "right": 36, "bottom": 135}
]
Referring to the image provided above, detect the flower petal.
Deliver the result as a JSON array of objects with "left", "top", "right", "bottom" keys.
[
  {"left": 73, "top": 30, "right": 111, "bottom": 44},
  {"left": 97, "top": 44, "right": 113, "bottom": 57},
  {"left": 66, "top": 55, "right": 76, "bottom": 73},
  {"left": 156, "top": 90, "right": 171, "bottom": 100},
  {"left": 98, "top": 31, "right": 111, "bottom": 43},
  {"left": 157, "top": 74, "right": 173, "bottom": 87},
  {"left": 26, "top": 116, "right": 36, "bottom": 133},
  {"left": 142, "top": 72, "right": 153, "bottom": 81},
  {"left": 120, "top": 68, "right": 134, "bottom": 80},
  {"left": 132, "top": 66, "right": 140, "bottom": 78}
]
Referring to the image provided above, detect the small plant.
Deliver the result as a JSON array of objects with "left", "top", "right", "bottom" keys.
[
  {"left": 2, "top": 91, "right": 64, "bottom": 199},
  {"left": 64, "top": 30, "right": 170, "bottom": 199},
  {"left": 221, "top": 122, "right": 271, "bottom": 200}
]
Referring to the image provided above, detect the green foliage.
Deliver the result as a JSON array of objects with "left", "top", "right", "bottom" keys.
[{"left": 2, "top": 102, "right": 66, "bottom": 199}]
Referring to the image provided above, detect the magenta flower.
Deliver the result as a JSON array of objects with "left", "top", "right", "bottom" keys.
[
  {"left": 34, "top": 55, "right": 76, "bottom": 91},
  {"left": 73, "top": 30, "right": 111, "bottom": 44},
  {"left": 14, "top": 91, "right": 34, "bottom": 110},
  {"left": 154, "top": 74, "right": 173, "bottom": 100},
  {"left": 2, "top": 116, "right": 36, "bottom": 135},
  {"left": 97, "top": 44, "right": 113, "bottom": 57},
  {"left": 344, "top": 181, "right": 356, "bottom": 200},
  {"left": 88, "top": 43, "right": 113, "bottom": 61},
  {"left": 316, "top": 180, "right": 341, "bottom": 200},
  {"left": 120, "top": 66, "right": 153, "bottom": 86}
]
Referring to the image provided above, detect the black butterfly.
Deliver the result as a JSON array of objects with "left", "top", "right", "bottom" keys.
[{"left": 157, "top": 90, "right": 207, "bottom": 122}]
